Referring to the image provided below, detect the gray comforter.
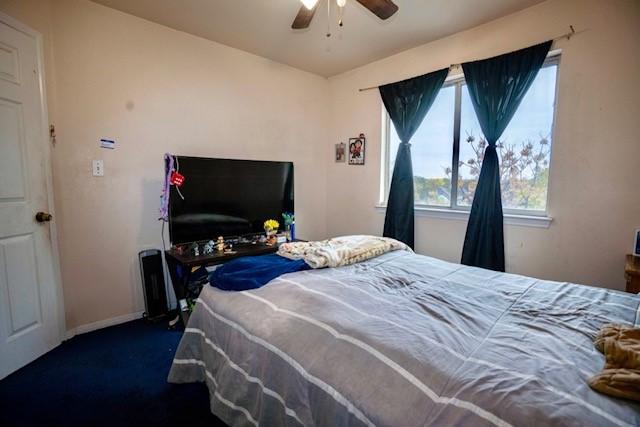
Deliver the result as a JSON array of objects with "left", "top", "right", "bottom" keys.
[{"left": 168, "top": 250, "right": 640, "bottom": 426}]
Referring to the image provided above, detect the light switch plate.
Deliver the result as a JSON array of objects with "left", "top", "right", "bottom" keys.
[{"left": 92, "top": 160, "right": 104, "bottom": 177}]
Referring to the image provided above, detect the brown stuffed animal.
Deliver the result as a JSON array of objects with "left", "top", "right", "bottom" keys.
[{"left": 589, "top": 324, "right": 640, "bottom": 401}]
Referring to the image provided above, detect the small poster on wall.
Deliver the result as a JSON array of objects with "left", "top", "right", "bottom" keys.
[
  {"left": 348, "top": 134, "right": 365, "bottom": 165},
  {"left": 335, "top": 142, "right": 346, "bottom": 162}
]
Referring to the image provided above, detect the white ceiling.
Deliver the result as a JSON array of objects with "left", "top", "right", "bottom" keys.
[{"left": 91, "top": 0, "right": 545, "bottom": 77}]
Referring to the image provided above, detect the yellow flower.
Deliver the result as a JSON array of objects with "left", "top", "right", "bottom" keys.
[{"left": 264, "top": 219, "right": 279, "bottom": 231}]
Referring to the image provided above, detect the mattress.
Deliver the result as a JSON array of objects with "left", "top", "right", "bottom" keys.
[{"left": 168, "top": 250, "right": 640, "bottom": 426}]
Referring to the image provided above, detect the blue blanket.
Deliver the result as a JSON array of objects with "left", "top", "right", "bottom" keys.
[{"left": 208, "top": 253, "right": 310, "bottom": 291}]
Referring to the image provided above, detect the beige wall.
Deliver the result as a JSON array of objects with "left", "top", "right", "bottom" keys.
[
  {"left": 2, "top": 0, "right": 639, "bottom": 332},
  {"left": 1, "top": 0, "right": 330, "bottom": 330},
  {"left": 326, "top": 0, "right": 640, "bottom": 291}
]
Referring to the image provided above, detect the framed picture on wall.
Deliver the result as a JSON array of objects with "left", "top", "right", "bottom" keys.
[
  {"left": 335, "top": 142, "right": 346, "bottom": 162},
  {"left": 348, "top": 136, "right": 365, "bottom": 165},
  {"left": 634, "top": 229, "right": 640, "bottom": 257}
]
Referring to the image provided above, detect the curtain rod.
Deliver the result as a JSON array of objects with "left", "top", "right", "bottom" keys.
[{"left": 358, "top": 26, "right": 583, "bottom": 92}]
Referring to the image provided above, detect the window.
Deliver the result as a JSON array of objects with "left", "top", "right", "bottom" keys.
[{"left": 384, "top": 56, "right": 559, "bottom": 215}]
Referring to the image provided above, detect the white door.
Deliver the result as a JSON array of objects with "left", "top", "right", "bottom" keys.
[{"left": 0, "top": 13, "right": 63, "bottom": 379}]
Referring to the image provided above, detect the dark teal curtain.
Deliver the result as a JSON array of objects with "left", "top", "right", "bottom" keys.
[
  {"left": 461, "top": 41, "right": 552, "bottom": 271},
  {"left": 379, "top": 68, "right": 448, "bottom": 248}
]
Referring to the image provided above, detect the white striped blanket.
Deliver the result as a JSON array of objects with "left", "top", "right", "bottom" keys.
[
  {"left": 169, "top": 251, "right": 640, "bottom": 426},
  {"left": 277, "top": 235, "right": 410, "bottom": 269}
]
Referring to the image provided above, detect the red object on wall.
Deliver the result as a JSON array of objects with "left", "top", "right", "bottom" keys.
[{"left": 170, "top": 171, "right": 185, "bottom": 187}]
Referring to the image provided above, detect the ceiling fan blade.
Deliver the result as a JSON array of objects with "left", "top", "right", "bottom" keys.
[
  {"left": 356, "top": 0, "right": 399, "bottom": 20},
  {"left": 292, "top": 4, "right": 318, "bottom": 29}
]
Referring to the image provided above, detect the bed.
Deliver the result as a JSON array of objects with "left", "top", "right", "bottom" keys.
[{"left": 168, "top": 249, "right": 640, "bottom": 426}]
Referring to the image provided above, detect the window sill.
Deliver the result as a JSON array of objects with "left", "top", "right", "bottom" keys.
[{"left": 374, "top": 205, "right": 552, "bottom": 229}]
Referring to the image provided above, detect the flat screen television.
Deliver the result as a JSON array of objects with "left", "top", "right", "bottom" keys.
[{"left": 168, "top": 156, "right": 294, "bottom": 245}]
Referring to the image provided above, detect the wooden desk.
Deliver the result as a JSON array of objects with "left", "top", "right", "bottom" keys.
[{"left": 625, "top": 254, "right": 640, "bottom": 293}]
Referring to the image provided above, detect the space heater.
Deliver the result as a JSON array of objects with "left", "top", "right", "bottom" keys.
[{"left": 138, "top": 249, "right": 169, "bottom": 320}]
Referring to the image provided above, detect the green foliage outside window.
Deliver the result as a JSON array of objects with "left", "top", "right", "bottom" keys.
[{"left": 413, "top": 131, "right": 551, "bottom": 211}]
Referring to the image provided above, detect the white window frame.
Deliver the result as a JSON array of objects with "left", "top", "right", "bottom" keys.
[{"left": 379, "top": 54, "right": 560, "bottom": 228}]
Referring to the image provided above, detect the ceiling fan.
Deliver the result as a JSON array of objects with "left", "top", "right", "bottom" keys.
[{"left": 292, "top": 0, "right": 399, "bottom": 30}]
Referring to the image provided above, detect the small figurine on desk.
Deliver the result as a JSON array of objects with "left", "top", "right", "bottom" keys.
[
  {"left": 189, "top": 242, "right": 199, "bottom": 257},
  {"left": 266, "top": 234, "right": 278, "bottom": 246},
  {"left": 203, "top": 240, "right": 215, "bottom": 255},
  {"left": 264, "top": 219, "right": 279, "bottom": 246},
  {"left": 216, "top": 236, "right": 225, "bottom": 252},
  {"left": 224, "top": 243, "right": 237, "bottom": 255}
]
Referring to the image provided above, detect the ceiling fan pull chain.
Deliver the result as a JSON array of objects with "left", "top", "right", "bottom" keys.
[{"left": 326, "top": 0, "right": 331, "bottom": 37}]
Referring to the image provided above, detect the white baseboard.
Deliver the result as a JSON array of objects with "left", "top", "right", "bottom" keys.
[{"left": 65, "top": 310, "right": 145, "bottom": 340}]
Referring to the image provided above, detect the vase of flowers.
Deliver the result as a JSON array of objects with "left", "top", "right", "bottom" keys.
[{"left": 282, "top": 212, "right": 294, "bottom": 242}]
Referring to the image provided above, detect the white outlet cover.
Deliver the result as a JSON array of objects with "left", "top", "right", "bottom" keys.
[{"left": 92, "top": 160, "right": 104, "bottom": 176}]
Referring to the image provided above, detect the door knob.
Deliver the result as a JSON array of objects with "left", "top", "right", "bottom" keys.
[{"left": 35, "top": 212, "right": 53, "bottom": 223}]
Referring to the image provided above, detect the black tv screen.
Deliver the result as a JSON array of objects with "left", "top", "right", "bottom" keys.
[{"left": 168, "top": 156, "right": 294, "bottom": 244}]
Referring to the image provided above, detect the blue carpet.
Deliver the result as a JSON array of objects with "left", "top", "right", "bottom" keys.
[{"left": 0, "top": 318, "right": 225, "bottom": 427}]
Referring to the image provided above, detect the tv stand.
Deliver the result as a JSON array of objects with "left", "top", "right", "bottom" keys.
[{"left": 164, "top": 242, "right": 282, "bottom": 326}]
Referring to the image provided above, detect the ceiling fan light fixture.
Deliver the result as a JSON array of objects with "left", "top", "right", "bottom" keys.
[
  {"left": 292, "top": 0, "right": 397, "bottom": 30},
  {"left": 300, "top": 0, "right": 319, "bottom": 10}
]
